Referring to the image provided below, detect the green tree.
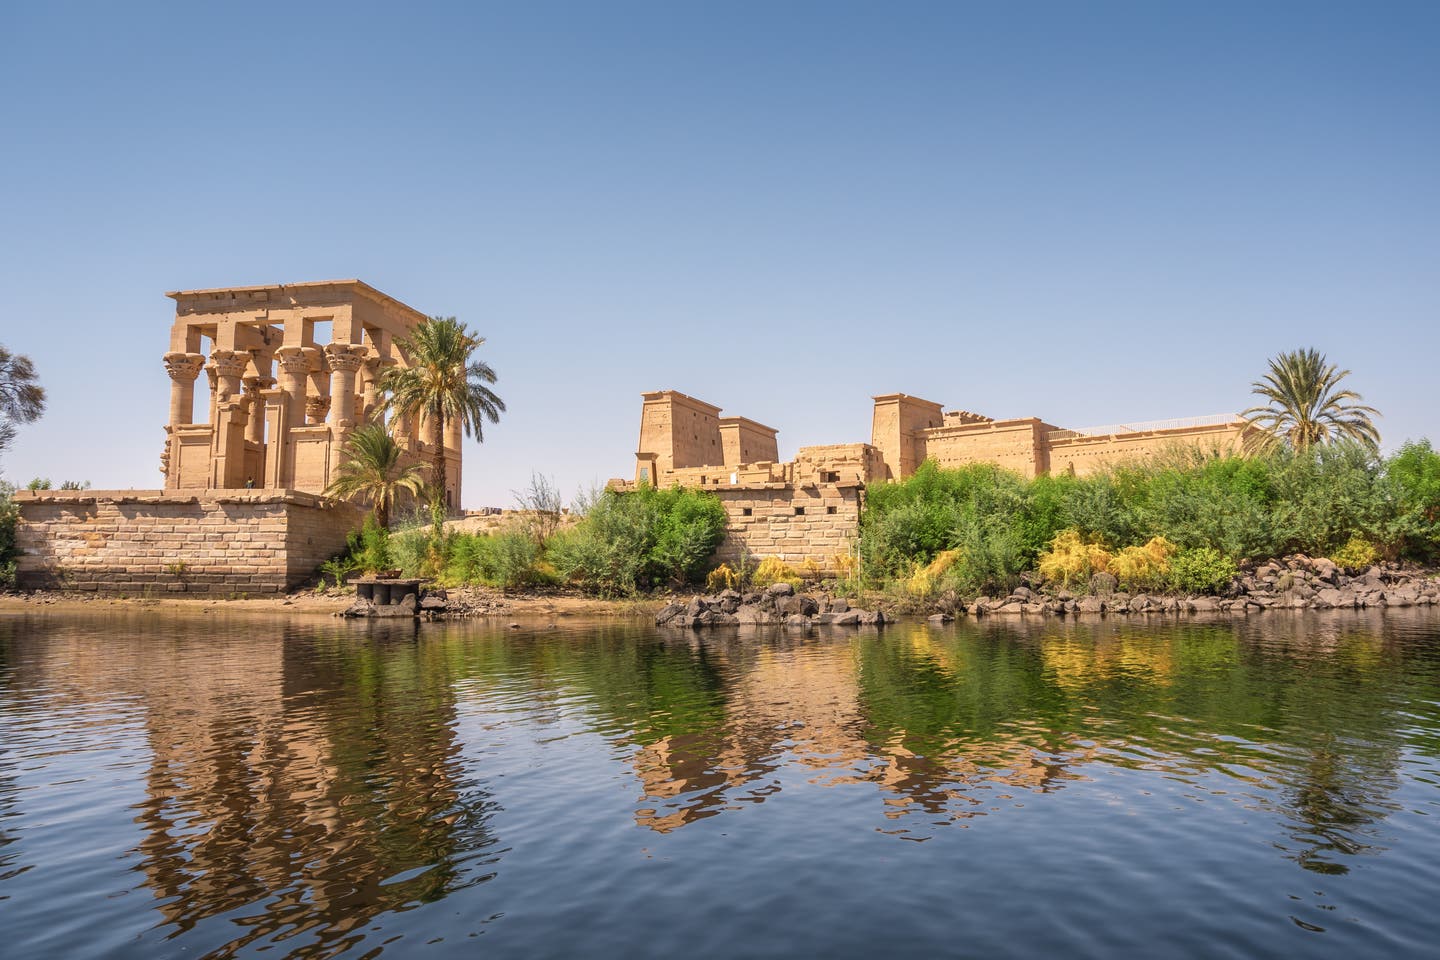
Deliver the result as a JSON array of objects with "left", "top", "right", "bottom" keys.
[
  {"left": 376, "top": 317, "right": 504, "bottom": 513},
  {"left": 0, "top": 345, "right": 46, "bottom": 460},
  {"left": 1242, "top": 348, "right": 1380, "bottom": 453},
  {"left": 323, "top": 424, "right": 430, "bottom": 529}
]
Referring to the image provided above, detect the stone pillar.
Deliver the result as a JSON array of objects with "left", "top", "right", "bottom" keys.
[
  {"left": 361, "top": 356, "right": 396, "bottom": 423},
  {"left": 243, "top": 377, "right": 275, "bottom": 444},
  {"left": 324, "top": 343, "right": 366, "bottom": 428},
  {"left": 204, "top": 365, "right": 219, "bottom": 426},
  {"left": 208, "top": 350, "right": 249, "bottom": 404},
  {"left": 163, "top": 353, "right": 205, "bottom": 427},
  {"left": 306, "top": 395, "right": 332, "bottom": 424},
  {"left": 275, "top": 347, "right": 313, "bottom": 429}
]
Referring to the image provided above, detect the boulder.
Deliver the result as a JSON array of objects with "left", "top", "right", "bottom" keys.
[
  {"left": 1187, "top": 597, "right": 1220, "bottom": 612},
  {"left": 766, "top": 582, "right": 796, "bottom": 597},
  {"left": 342, "top": 598, "right": 376, "bottom": 618},
  {"left": 785, "top": 614, "right": 812, "bottom": 629},
  {"left": 828, "top": 598, "right": 850, "bottom": 614},
  {"left": 1075, "top": 597, "right": 1105, "bottom": 614},
  {"left": 655, "top": 602, "right": 686, "bottom": 625},
  {"left": 1089, "top": 572, "right": 1118, "bottom": 596}
]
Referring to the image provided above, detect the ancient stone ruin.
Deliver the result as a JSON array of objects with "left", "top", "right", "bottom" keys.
[{"left": 614, "top": 389, "right": 1255, "bottom": 572}]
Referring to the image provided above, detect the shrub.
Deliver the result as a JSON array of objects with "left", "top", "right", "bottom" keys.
[
  {"left": 1329, "top": 536, "right": 1380, "bottom": 572},
  {"left": 1385, "top": 440, "right": 1440, "bottom": 561},
  {"left": 0, "top": 484, "right": 17, "bottom": 589},
  {"left": 347, "top": 516, "right": 392, "bottom": 573},
  {"left": 706, "top": 563, "right": 739, "bottom": 592},
  {"left": 751, "top": 557, "right": 803, "bottom": 591},
  {"left": 549, "top": 485, "right": 728, "bottom": 594},
  {"left": 1168, "top": 546, "right": 1237, "bottom": 594},
  {"left": 1037, "top": 529, "right": 1112, "bottom": 589},
  {"left": 905, "top": 548, "right": 961, "bottom": 597},
  {"left": 1108, "top": 537, "right": 1176, "bottom": 592}
]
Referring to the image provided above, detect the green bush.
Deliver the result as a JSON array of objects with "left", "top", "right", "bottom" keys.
[
  {"left": 1167, "top": 546, "right": 1237, "bottom": 595},
  {"left": 444, "top": 530, "right": 545, "bottom": 590},
  {"left": 346, "top": 516, "right": 393, "bottom": 574},
  {"left": 550, "top": 485, "right": 728, "bottom": 594},
  {"left": 0, "top": 483, "right": 16, "bottom": 590}
]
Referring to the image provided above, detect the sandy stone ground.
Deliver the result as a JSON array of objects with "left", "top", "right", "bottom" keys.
[{"left": 0, "top": 588, "right": 661, "bottom": 622}]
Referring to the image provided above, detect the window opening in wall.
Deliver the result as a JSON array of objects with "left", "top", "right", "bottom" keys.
[
  {"left": 742, "top": 507, "right": 753, "bottom": 516},
  {"left": 794, "top": 506, "right": 805, "bottom": 516},
  {"left": 827, "top": 506, "right": 838, "bottom": 515}
]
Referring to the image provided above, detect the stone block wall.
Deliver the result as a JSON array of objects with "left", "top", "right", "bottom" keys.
[
  {"left": 712, "top": 483, "right": 862, "bottom": 569},
  {"left": 13, "top": 490, "right": 362, "bottom": 594}
]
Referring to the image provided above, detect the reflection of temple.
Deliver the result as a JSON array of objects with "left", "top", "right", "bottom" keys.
[
  {"left": 628, "top": 629, "right": 1102, "bottom": 834},
  {"left": 20, "top": 618, "right": 498, "bottom": 957}
]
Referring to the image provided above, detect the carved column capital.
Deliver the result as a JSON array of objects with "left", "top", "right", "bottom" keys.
[
  {"left": 306, "top": 395, "right": 332, "bottom": 422},
  {"left": 208, "top": 349, "right": 250, "bottom": 380},
  {"left": 274, "top": 346, "right": 315, "bottom": 375},
  {"left": 163, "top": 352, "right": 205, "bottom": 382},
  {"left": 324, "top": 342, "right": 366, "bottom": 373},
  {"left": 242, "top": 375, "right": 277, "bottom": 393}
]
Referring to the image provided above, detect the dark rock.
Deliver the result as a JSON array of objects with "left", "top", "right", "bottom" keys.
[
  {"left": 719, "top": 589, "right": 741, "bottom": 602},
  {"left": 342, "top": 599, "right": 376, "bottom": 618},
  {"left": 420, "top": 596, "right": 448, "bottom": 612},
  {"left": 1010, "top": 586, "right": 1034, "bottom": 601},
  {"left": 1187, "top": 597, "right": 1220, "bottom": 612},
  {"left": 742, "top": 592, "right": 762, "bottom": 606},
  {"left": 1089, "top": 572, "right": 1118, "bottom": 596},
  {"left": 720, "top": 598, "right": 741, "bottom": 614},
  {"left": 766, "top": 582, "right": 795, "bottom": 597},
  {"left": 828, "top": 598, "right": 850, "bottom": 614},
  {"left": 829, "top": 610, "right": 862, "bottom": 626},
  {"left": 1076, "top": 597, "right": 1105, "bottom": 614},
  {"left": 685, "top": 598, "right": 706, "bottom": 617},
  {"left": 796, "top": 595, "right": 821, "bottom": 616},
  {"left": 1022, "top": 602, "right": 1046, "bottom": 615}
]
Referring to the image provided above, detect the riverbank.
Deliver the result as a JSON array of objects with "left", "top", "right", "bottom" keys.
[
  {"left": 0, "top": 586, "right": 661, "bottom": 621},
  {"left": 5, "top": 554, "right": 1440, "bottom": 625}
]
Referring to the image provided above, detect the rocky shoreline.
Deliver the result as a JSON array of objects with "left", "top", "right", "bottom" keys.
[
  {"left": 655, "top": 582, "right": 890, "bottom": 629},
  {"left": 935, "top": 555, "right": 1440, "bottom": 620}
]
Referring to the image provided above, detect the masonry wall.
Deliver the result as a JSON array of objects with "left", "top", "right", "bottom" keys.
[
  {"left": 1045, "top": 422, "right": 1250, "bottom": 477},
  {"left": 13, "top": 490, "right": 362, "bottom": 594},
  {"left": 712, "top": 483, "right": 862, "bottom": 569}
]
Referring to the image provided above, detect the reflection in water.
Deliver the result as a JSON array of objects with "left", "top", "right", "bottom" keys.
[{"left": 2, "top": 610, "right": 1440, "bottom": 958}]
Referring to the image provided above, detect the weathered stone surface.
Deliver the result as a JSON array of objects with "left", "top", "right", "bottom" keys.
[
  {"left": 785, "top": 614, "right": 811, "bottom": 629},
  {"left": 655, "top": 602, "right": 685, "bottom": 625},
  {"left": 1089, "top": 572, "right": 1118, "bottom": 596},
  {"left": 1075, "top": 597, "right": 1105, "bottom": 614},
  {"left": 766, "top": 582, "right": 795, "bottom": 597}
]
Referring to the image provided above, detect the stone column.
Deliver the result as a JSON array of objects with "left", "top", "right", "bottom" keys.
[
  {"left": 275, "top": 347, "right": 313, "bottom": 429},
  {"left": 209, "top": 350, "right": 249, "bottom": 405},
  {"left": 361, "top": 356, "right": 396, "bottom": 423},
  {"left": 324, "top": 343, "right": 366, "bottom": 428},
  {"left": 162, "top": 353, "right": 205, "bottom": 427},
  {"left": 242, "top": 376, "right": 275, "bottom": 444}
]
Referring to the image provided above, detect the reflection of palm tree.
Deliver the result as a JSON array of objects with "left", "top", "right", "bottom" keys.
[{"left": 1241, "top": 348, "right": 1380, "bottom": 453}]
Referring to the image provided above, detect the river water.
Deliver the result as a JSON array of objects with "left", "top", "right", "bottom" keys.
[{"left": 2, "top": 610, "right": 1440, "bottom": 959}]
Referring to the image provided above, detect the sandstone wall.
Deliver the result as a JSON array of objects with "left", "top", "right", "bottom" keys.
[
  {"left": 712, "top": 483, "right": 861, "bottom": 569},
  {"left": 13, "top": 490, "right": 361, "bottom": 595},
  {"left": 1045, "top": 422, "right": 1250, "bottom": 477}
]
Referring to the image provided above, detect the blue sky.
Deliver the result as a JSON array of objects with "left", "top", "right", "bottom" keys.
[{"left": 2, "top": 1, "right": 1436, "bottom": 506}]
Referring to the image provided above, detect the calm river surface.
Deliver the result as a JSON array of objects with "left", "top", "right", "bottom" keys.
[{"left": 3, "top": 611, "right": 1440, "bottom": 959}]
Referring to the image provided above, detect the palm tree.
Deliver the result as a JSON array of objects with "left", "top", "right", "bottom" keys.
[
  {"left": 1242, "top": 348, "right": 1380, "bottom": 453},
  {"left": 323, "top": 423, "right": 430, "bottom": 529},
  {"left": 376, "top": 316, "right": 504, "bottom": 512}
]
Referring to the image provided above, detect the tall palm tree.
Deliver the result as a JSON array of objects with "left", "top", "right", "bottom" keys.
[
  {"left": 1241, "top": 348, "right": 1380, "bottom": 453},
  {"left": 323, "top": 423, "right": 430, "bottom": 529},
  {"left": 376, "top": 317, "right": 504, "bottom": 511}
]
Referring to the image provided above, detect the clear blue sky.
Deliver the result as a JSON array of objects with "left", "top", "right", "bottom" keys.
[{"left": 2, "top": 1, "right": 1436, "bottom": 506}]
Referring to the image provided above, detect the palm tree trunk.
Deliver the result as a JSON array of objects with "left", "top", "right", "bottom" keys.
[{"left": 432, "top": 408, "right": 448, "bottom": 514}]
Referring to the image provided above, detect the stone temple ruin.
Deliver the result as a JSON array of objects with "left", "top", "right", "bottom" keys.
[
  {"left": 161, "top": 279, "right": 460, "bottom": 509},
  {"left": 14, "top": 280, "right": 453, "bottom": 594},
  {"left": 615, "top": 389, "right": 1252, "bottom": 569}
]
